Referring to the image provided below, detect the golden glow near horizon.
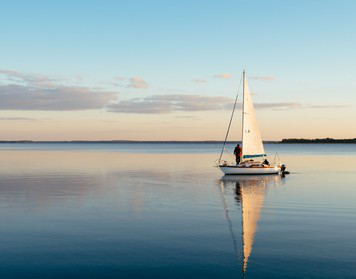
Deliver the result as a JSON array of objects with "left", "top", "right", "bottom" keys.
[{"left": 0, "top": 106, "right": 353, "bottom": 141}]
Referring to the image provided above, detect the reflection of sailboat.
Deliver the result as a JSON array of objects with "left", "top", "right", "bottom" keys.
[
  {"left": 218, "top": 70, "right": 285, "bottom": 175},
  {"left": 219, "top": 175, "right": 280, "bottom": 273}
]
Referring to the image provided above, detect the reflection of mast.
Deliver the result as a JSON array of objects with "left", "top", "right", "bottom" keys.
[{"left": 219, "top": 183, "right": 241, "bottom": 263}]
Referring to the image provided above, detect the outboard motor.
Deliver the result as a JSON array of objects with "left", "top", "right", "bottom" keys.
[
  {"left": 281, "top": 164, "right": 286, "bottom": 172},
  {"left": 281, "top": 164, "right": 289, "bottom": 175}
]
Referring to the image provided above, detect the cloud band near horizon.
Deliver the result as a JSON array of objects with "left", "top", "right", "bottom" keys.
[{"left": 0, "top": 69, "right": 347, "bottom": 113}]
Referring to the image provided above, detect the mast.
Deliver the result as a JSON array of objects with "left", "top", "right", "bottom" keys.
[
  {"left": 241, "top": 70, "right": 245, "bottom": 161},
  {"left": 217, "top": 73, "right": 242, "bottom": 164}
]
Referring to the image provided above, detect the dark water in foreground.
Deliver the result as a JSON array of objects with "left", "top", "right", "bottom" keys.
[{"left": 0, "top": 143, "right": 355, "bottom": 278}]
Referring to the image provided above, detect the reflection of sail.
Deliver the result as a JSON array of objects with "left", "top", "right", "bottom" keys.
[
  {"left": 220, "top": 175, "right": 280, "bottom": 273},
  {"left": 241, "top": 177, "right": 266, "bottom": 272}
]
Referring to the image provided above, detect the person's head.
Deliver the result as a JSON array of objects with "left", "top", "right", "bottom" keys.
[{"left": 237, "top": 144, "right": 240, "bottom": 147}]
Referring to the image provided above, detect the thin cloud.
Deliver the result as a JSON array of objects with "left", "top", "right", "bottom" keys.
[
  {"left": 0, "top": 69, "right": 62, "bottom": 88},
  {"left": 107, "top": 95, "right": 232, "bottom": 114},
  {"left": 213, "top": 73, "right": 232, "bottom": 79},
  {"left": 256, "top": 103, "right": 348, "bottom": 110},
  {"left": 103, "top": 81, "right": 125, "bottom": 88},
  {"left": 192, "top": 79, "right": 207, "bottom": 83},
  {"left": 114, "top": 76, "right": 126, "bottom": 81},
  {"left": 0, "top": 117, "right": 39, "bottom": 121},
  {"left": 127, "top": 77, "right": 148, "bottom": 89},
  {"left": 249, "top": 76, "right": 276, "bottom": 81},
  {"left": 307, "top": 104, "right": 348, "bottom": 109},
  {"left": 175, "top": 116, "right": 199, "bottom": 119},
  {"left": 244, "top": 102, "right": 347, "bottom": 110},
  {"left": 254, "top": 102, "right": 301, "bottom": 109}
]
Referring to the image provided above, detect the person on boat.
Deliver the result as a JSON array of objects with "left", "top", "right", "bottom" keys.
[
  {"left": 263, "top": 159, "right": 270, "bottom": 166},
  {"left": 234, "top": 144, "right": 242, "bottom": 164}
]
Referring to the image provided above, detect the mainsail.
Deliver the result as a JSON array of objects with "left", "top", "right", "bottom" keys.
[{"left": 242, "top": 72, "right": 266, "bottom": 159}]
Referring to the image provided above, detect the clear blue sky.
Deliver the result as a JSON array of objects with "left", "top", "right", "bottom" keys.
[{"left": 0, "top": 0, "right": 355, "bottom": 140}]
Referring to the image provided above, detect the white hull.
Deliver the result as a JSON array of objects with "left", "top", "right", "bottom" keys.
[{"left": 219, "top": 165, "right": 280, "bottom": 175}]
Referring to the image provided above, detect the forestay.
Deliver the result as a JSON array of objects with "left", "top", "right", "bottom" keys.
[{"left": 242, "top": 77, "right": 266, "bottom": 159}]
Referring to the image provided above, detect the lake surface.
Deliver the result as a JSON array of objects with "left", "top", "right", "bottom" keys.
[{"left": 0, "top": 143, "right": 355, "bottom": 278}]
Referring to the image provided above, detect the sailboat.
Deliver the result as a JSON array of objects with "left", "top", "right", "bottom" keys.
[{"left": 218, "top": 70, "right": 284, "bottom": 175}]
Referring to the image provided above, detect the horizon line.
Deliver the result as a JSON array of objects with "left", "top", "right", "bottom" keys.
[{"left": 0, "top": 138, "right": 355, "bottom": 144}]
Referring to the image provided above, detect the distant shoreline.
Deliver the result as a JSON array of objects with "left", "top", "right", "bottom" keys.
[
  {"left": 281, "top": 138, "right": 356, "bottom": 143},
  {"left": 0, "top": 138, "right": 355, "bottom": 144}
]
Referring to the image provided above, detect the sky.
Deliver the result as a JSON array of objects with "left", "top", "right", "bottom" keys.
[{"left": 0, "top": 0, "right": 355, "bottom": 140}]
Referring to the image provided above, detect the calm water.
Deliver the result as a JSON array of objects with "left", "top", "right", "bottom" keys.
[{"left": 0, "top": 143, "right": 355, "bottom": 278}]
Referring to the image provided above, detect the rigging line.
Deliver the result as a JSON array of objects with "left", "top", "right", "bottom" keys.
[{"left": 218, "top": 75, "right": 243, "bottom": 163}]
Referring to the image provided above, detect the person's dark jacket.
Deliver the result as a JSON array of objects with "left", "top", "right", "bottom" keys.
[{"left": 234, "top": 146, "right": 241, "bottom": 156}]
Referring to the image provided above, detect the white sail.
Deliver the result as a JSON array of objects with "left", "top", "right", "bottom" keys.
[{"left": 242, "top": 74, "right": 266, "bottom": 159}]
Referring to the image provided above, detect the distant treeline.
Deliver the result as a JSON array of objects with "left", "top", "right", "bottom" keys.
[{"left": 281, "top": 138, "right": 356, "bottom": 143}]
